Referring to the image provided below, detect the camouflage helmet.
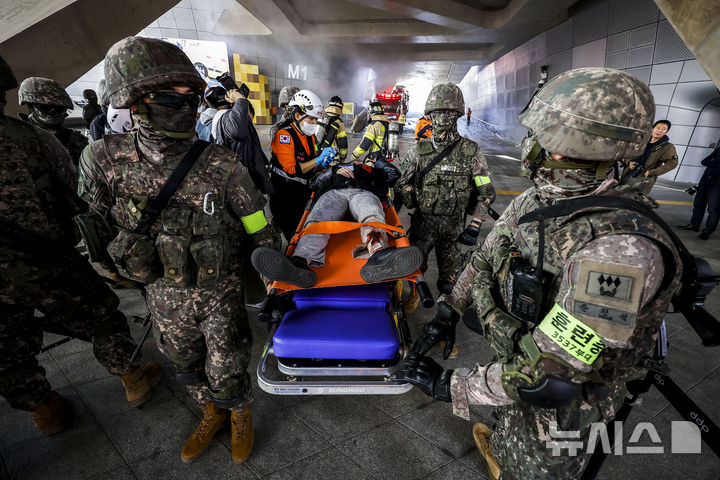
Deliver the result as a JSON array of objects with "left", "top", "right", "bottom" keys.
[
  {"left": 104, "top": 36, "right": 206, "bottom": 108},
  {"left": 18, "top": 77, "right": 73, "bottom": 109},
  {"left": 518, "top": 67, "right": 654, "bottom": 161},
  {"left": 278, "top": 85, "right": 300, "bottom": 108},
  {"left": 425, "top": 83, "right": 464, "bottom": 115},
  {"left": 0, "top": 54, "right": 18, "bottom": 91}
]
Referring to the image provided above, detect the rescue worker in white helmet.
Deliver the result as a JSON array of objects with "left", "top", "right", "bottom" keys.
[{"left": 269, "top": 89, "right": 336, "bottom": 240}]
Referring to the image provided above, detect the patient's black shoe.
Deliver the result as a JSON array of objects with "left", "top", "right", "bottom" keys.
[
  {"left": 360, "top": 246, "right": 423, "bottom": 284},
  {"left": 251, "top": 248, "right": 317, "bottom": 288}
]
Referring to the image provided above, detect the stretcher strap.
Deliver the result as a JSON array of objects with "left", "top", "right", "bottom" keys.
[{"left": 290, "top": 220, "right": 406, "bottom": 244}]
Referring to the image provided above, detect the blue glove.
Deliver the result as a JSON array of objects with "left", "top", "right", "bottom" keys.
[{"left": 315, "top": 147, "right": 337, "bottom": 167}]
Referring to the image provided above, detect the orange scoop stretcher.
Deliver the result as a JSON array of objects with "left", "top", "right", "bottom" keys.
[
  {"left": 256, "top": 198, "right": 435, "bottom": 396},
  {"left": 270, "top": 201, "right": 429, "bottom": 293}
]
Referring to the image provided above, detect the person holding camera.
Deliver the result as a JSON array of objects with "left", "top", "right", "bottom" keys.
[
  {"left": 202, "top": 77, "right": 273, "bottom": 195},
  {"left": 680, "top": 145, "right": 720, "bottom": 240}
]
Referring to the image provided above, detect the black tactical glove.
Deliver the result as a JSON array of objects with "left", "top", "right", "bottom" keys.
[
  {"left": 392, "top": 353, "right": 452, "bottom": 402},
  {"left": 412, "top": 301, "right": 460, "bottom": 359},
  {"left": 458, "top": 218, "right": 482, "bottom": 246},
  {"left": 258, "top": 291, "right": 293, "bottom": 329}
]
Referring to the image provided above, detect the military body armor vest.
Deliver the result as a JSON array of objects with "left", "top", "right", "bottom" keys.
[
  {"left": 416, "top": 137, "right": 477, "bottom": 216},
  {"left": 94, "top": 133, "right": 242, "bottom": 288},
  {"left": 0, "top": 117, "right": 72, "bottom": 243}
]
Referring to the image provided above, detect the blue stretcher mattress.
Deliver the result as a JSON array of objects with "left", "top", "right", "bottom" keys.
[
  {"left": 273, "top": 309, "right": 399, "bottom": 360},
  {"left": 292, "top": 283, "right": 390, "bottom": 312}
]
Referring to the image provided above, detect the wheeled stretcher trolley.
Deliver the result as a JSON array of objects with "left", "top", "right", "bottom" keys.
[{"left": 256, "top": 200, "right": 434, "bottom": 395}]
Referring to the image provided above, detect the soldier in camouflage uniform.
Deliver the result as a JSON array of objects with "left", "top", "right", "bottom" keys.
[
  {"left": 0, "top": 55, "right": 162, "bottom": 436},
  {"left": 396, "top": 83, "right": 493, "bottom": 295},
  {"left": 18, "top": 77, "right": 89, "bottom": 166},
  {"left": 78, "top": 36, "right": 278, "bottom": 464},
  {"left": 269, "top": 85, "right": 300, "bottom": 140},
  {"left": 394, "top": 68, "right": 682, "bottom": 479}
]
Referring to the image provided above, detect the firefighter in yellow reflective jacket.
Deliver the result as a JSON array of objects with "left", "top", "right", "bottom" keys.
[
  {"left": 319, "top": 96, "right": 348, "bottom": 161},
  {"left": 351, "top": 100, "right": 388, "bottom": 161}
]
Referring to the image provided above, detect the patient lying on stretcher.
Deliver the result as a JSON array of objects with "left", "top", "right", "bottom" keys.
[{"left": 251, "top": 155, "right": 423, "bottom": 288}]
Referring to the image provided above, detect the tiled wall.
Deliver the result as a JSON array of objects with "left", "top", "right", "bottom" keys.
[{"left": 458, "top": 0, "right": 720, "bottom": 183}]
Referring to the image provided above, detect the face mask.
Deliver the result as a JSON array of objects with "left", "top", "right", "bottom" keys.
[
  {"left": 300, "top": 120, "right": 318, "bottom": 136},
  {"left": 430, "top": 111, "right": 460, "bottom": 145},
  {"left": 140, "top": 102, "right": 197, "bottom": 138},
  {"left": 29, "top": 104, "right": 67, "bottom": 128}
]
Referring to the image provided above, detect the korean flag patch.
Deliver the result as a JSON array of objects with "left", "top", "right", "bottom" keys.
[{"left": 279, "top": 135, "right": 291, "bottom": 145}]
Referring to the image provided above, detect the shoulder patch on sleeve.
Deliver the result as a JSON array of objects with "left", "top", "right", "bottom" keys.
[
  {"left": 417, "top": 139, "right": 434, "bottom": 155},
  {"left": 279, "top": 134, "right": 291, "bottom": 145},
  {"left": 571, "top": 259, "right": 645, "bottom": 345},
  {"left": 461, "top": 139, "right": 478, "bottom": 156}
]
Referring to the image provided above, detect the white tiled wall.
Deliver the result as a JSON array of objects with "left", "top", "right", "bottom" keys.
[{"left": 458, "top": 0, "right": 720, "bottom": 183}]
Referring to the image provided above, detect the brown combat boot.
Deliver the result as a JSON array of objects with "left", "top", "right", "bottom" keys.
[
  {"left": 473, "top": 423, "right": 502, "bottom": 480},
  {"left": 28, "top": 390, "right": 67, "bottom": 436},
  {"left": 119, "top": 362, "right": 163, "bottom": 407},
  {"left": 230, "top": 406, "right": 254, "bottom": 463},
  {"left": 181, "top": 402, "right": 228, "bottom": 463}
]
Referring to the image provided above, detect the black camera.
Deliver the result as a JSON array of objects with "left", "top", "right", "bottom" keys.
[{"left": 216, "top": 72, "right": 250, "bottom": 98}]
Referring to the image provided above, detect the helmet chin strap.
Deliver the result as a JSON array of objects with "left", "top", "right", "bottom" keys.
[
  {"left": 134, "top": 102, "right": 196, "bottom": 139},
  {"left": 523, "top": 141, "right": 612, "bottom": 180},
  {"left": 538, "top": 158, "right": 613, "bottom": 180}
]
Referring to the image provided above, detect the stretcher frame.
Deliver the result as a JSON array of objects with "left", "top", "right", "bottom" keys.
[
  {"left": 256, "top": 280, "right": 414, "bottom": 395},
  {"left": 257, "top": 197, "right": 430, "bottom": 395}
]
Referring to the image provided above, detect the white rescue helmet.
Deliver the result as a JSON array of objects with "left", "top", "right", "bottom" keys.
[
  {"left": 288, "top": 89, "right": 324, "bottom": 119},
  {"left": 107, "top": 106, "right": 136, "bottom": 133}
]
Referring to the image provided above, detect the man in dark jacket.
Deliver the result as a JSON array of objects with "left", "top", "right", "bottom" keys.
[
  {"left": 212, "top": 88, "right": 273, "bottom": 194},
  {"left": 89, "top": 79, "right": 110, "bottom": 141},
  {"left": 680, "top": 145, "right": 720, "bottom": 239},
  {"left": 251, "top": 155, "right": 423, "bottom": 287},
  {"left": 619, "top": 119, "right": 678, "bottom": 207},
  {"left": 81, "top": 89, "right": 102, "bottom": 127}
]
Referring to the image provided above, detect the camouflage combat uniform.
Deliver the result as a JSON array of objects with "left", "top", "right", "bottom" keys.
[
  {"left": 78, "top": 37, "right": 276, "bottom": 412},
  {"left": 397, "top": 83, "right": 493, "bottom": 292},
  {"left": 397, "top": 69, "right": 682, "bottom": 479},
  {"left": 0, "top": 56, "right": 140, "bottom": 411},
  {"left": 18, "top": 77, "right": 89, "bottom": 166}
]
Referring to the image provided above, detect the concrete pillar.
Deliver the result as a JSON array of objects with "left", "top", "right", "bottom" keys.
[
  {"left": 0, "top": 0, "right": 179, "bottom": 116},
  {"left": 654, "top": 0, "right": 720, "bottom": 88}
]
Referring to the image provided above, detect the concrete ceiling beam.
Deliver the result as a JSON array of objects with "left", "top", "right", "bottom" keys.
[
  {"left": 262, "top": 0, "right": 456, "bottom": 37},
  {"left": 0, "top": 0, "right": 178, "bottom": 116},
  {"left": 654, "top": 0, "right": 720, "bottom": 89},
  {"left": 343, "top": 0, "right": 532, "bottom": 29},
  {"left": 234, "top": 0, "right": 301, "bottom": 34}
]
